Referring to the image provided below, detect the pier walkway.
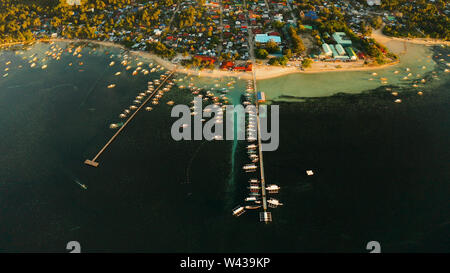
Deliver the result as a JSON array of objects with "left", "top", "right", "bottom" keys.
[
  {"left": 251, "top": 67, "right": 271, "bottom": 222},
  {"left": 85, "top": 71, "right": 175, "bottom": 167}
]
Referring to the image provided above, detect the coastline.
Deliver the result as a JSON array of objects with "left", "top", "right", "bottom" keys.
[
  {"left": 48, "top": 38, "right": 400, "bottom": 80},
  {"left": 371, "top": 27, "right": 450, "bottom": 47},
  {"left": 1, "top": 35, "right": 441, "bottom": 80}
]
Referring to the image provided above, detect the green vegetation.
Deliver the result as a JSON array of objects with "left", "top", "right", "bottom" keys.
[
  {"left": 181, "top": 57, "right": 215, "bottom": 70},
  {"left": 255, "top": 48, "right": 269, "bottom": 59},
  {"left": 288, "top": 26, "right": 306, "bottom": 54},
  {"left": 268, "top": 55, "right": 288, "bottom": 66},
  {"left": 381, "top": 0, "right": 449, "bottom": 40},
  {"left": 301, "top": 58, "right": 313, "bottom": 68},
  {"left": 0, "top": 0, "right": 178, "bottom": 59},
  {"left": 265, "top": 39, "right": 280, "bottom": 54},
  {"left": 146, "top": 41, "right": 176, "bottom": 59}
]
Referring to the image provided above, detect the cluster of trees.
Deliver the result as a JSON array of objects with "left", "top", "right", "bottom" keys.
[
  {"left": 146, "top": 41, "right": 175, "bottom": 59},
  {"left": 268, "top": 55, "right": 288, "bottom": 66},
  {"left": 254, "top": 39, "right": 280, "bottom": 60},
  {"left": 380, "top": 0, "right": 449, "bottom": 40},
  {"left": 265, "top": 39, "right": 280, "bottom": 53},
  {"left": 360, "top": 21, "right": 372, "bottom": 36},
  {"left": 288, "top": 26, "right": 306, "bottom": 54},
  {"left": 181, "top": 57, "right": 215, "bottom": 70},
  {"left": 0, "top": 1, "right": 47, "bottom": 43},
  {"left": 176, "top": 6, "right": 201, "bottom": 29},
  {"left": 255, "top": 48, "right": 269, "bottom": 59},
  {"left": 301, "top": 58, "right": 313, "bottom": 68},
  {"left": 0, "top": 0, "right": 187, "bottom": 59},
  {"left": 359, "top": 37, "right": 391, "bottom": 64}
]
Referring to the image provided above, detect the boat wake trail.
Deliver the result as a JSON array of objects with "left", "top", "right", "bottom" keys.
[
  {"left": 79, "top": 66, "right": 109, "bottom": 109},
  {"left": 185, "top": 142, "right": 206, "bottom": 185}
]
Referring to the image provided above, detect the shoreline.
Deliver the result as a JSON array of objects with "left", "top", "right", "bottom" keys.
[
  {"left": 49, "top": 38, "right": 400, "bottom": 80},
  {"left": 371, "top": 27, "right": 450, "bottom": 47},
  {"left": 0, "top": 35, "right": 441, "bottom": 80}
]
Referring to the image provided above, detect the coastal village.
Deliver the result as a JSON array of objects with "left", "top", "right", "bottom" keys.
[{"left": 2, "top": 0, "right": 448, "bottom": 73}]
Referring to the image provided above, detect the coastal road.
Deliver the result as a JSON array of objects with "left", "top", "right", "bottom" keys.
[
  {"left": 166, "top": 0, "right": 183, "bottom": 32},
  {"left": 217, "top": 0, "right": 224, "bottom": 55},
  {"left": 286, "top": 0, "right": 298, "bottom": 22}
]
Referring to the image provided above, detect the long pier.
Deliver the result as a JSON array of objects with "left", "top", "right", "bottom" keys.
[
  {"left": 84, "top": 71, "right": 174, "bottom": 167},
  {"left": 251, "top": 68, "right": 271, "bottom": 222},
  {"left": 242, "top": 4, "right": 272, "bottom": 222}
]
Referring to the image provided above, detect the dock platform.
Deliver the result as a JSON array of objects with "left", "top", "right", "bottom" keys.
[{"left": 84, "top": 71, "right": 174, "bottom": 167}]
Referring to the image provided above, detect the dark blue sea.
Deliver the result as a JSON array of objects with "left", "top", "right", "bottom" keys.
[{"left": 0, "top": 42, "right": 448, "bottom": 252}]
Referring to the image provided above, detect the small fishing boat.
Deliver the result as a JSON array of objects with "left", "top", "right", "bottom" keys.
[
  {"left": 3, "top": 73, "right": 8, "bottom": 78},
  {"left": 395, "top": 99, "right": 402, "bottom": 103},
  {"left": 109, "top": 61, "right": 115, "bottom": 66},
  {"left": 167, "top": 101, "right": 175, "bottom": 106},
  {"left": 107, "top": 84, "right": 116, "bottom": 88},
  {"left": 232, "top": 206, "right": 245, "bottom": 217},
  {"left": 115, "top": 72, "right": 121, "bottom": 76},
  {"left": 145, "top": 107, "right": 153, "bottom": 111},
  {"left": 267, "top": 198, "right": 283, "bottom": 207},
  {"left": 30, "top": 63, "right": 36, "bottom": 68},
  {"left": 132, "top": 70, "right": 138, "bottom": 76},
  {"left": 245, "top": 205, "right": 261, "bottom": 210},
  {"left": 42, "top": 64, "right": 47, "bottom": 69}
]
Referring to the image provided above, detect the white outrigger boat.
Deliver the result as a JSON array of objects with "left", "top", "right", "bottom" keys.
[{"left": 232, "top": 206, "right": 245, "bottom": 217}]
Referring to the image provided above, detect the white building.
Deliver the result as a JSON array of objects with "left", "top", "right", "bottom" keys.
[
  {"left": 67, "top": 0, "right": 81, "bottom": 5},
  {"left": 367, "top": 0, "right": 381, "bottom": 6}
]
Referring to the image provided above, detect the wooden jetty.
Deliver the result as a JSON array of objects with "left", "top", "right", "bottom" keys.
[{"left": 84, "top": 71, "right": 175, "bottom": 167}]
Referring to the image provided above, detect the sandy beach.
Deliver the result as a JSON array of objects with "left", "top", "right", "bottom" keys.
[
  {"left": 1, "top": 34, "right": 441, "bottom": 80},
  {"left": 45, "top": 38, "right": 401, "bottom": 80},
  {"left": 371, "top": 27, "right": 450, "bottom": 47}
]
